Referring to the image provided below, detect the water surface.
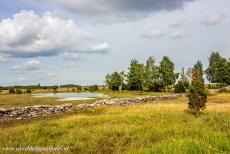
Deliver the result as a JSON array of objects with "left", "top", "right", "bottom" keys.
[{"left": 32, "top": 92, "right": 108, "bottom": 101}]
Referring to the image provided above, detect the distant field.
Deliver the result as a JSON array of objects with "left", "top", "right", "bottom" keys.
[
  {"left": 0, "top": 91, "right": 171, "bottom": 108},
  {"left": 0, "top": 94, "right": 97, "bottom": 108},
  {"left": 0, "top": 93, "right": 229, "bottom": 154}
]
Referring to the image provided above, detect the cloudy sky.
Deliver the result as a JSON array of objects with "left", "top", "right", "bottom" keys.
[{"left": 0, "top": 0, "right": 229, "bottom": 86}]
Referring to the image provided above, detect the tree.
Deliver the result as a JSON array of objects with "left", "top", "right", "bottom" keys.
[
  {"left": 127, "top": 59, "right": 145, "bottom": 90},
  {"left": 224, "top": 59, "right": 230, "bottom": 85},
  {"left": 119, "top": 71, "right": 126, "bottom": 92},
  {"left": 144, "top": 56, "right": 160, "bottom": 91},
  {"left": 188, "top": 61, "right": 207, "bottom": 115},
  {"left": 205, "top": 52, "right": 229, "bottom": 84},
  {"left": 106, "top": 72, "right": 125, "bottom": 91},
  {"left": 181, "top": 67, "right": 190, "bottom": 88},
  {"left": 159, "top": 56, "right": 176, "bottom": 90}
]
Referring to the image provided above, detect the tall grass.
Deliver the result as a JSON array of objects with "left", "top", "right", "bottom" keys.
[{"left": 0, "top": 94, "right": 230, "bottom": 153}]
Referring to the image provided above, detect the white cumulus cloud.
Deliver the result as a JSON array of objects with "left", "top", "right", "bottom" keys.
[
  {"left": 0, "top": 10, "right": 109, "bottom": 59},
  {"left": 12, "top": 59, "right": 41, "bottom": 71},
  {"left": 141, "top": 29, "right": 164, "bottom": 38},
  {"left": 87, "top": 43, "right": 110, "bottom": 54},
  {"left": 201, "top": 14, "right": 225, "bottom": 26},
  {"left": 170, "top": 30, "right": 189, "bottom": 39}
]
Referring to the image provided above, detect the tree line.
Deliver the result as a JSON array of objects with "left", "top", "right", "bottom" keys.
[
  {"left": 106, "top": 56, "right": 178, "bottom": 92},
  {"left": 106, "top": 51, "right": 230, "bottom": 92},
  {"left": 106, "top": 51, "right": 230, "bottom": 114}
]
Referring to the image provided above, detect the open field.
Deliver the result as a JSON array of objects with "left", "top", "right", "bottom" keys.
[
  {"left": 0, "top": 93, "right": 229, "bottom": 153},
  {"left": 0, "top": 94, "right": 97, "bottom": 108},
  {"left": 0, "top": 91, "right": 171, "bottom": 108}
]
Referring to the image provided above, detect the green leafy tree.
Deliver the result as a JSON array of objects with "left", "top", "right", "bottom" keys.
[
  {"left": 159, "top": 56, "right": 176, "bottom": 90},
  {"left": 188, "top": 61, "right": 207, "bottom": 115},
  {"left": 144, "top": 56, "right": 160, "bottom": 91},
  {"left": 127, "top": 59, "right": 145, "bottom": 90},
  {"left": 180, "top": 67, "right": 190, "bottom": 88},
  {"left": 119, "top": 71, "right": 126, "bottom": 92},
  {"left": 106, "top": 72, "right": 125, "bottom": 91},
  {"left": 224, "top": 59, "right": 230, "bottom": 84},
  {"left": 206, "top": 52, "right": 229, "bottom": 84}
]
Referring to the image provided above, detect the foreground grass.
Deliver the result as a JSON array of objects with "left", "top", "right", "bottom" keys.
[{"left": 0, "top": 93, "right": 229, "bottom": 153}]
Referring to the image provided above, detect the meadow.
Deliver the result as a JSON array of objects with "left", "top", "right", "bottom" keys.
[
  {"left": 0, "top": 91, "right": 171, "bottom": 108},
  {"left": 0, "top": 92, "right": 229, "bottom": 154}
]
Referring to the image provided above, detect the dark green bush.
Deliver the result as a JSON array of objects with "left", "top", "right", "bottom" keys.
[
  {"left": 16, "top": 88, "right": 23, "bottom": 94},
  {"left": 207, "top": 83, "right": 228, "bottom": 89},
  {"left": 9, "top": 88, "right": 15, "bottom": 94},
  {"left": 26, "top": 88, "right": 32, "bottom": 93},
  {"left": 174, "top": 81, "right": 186, "bottom": 93},
  {"left": 89, "top": 85, "right": 99, "bottom": 91}
]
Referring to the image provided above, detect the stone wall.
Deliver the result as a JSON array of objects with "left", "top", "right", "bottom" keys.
[{"left": 0, "top": 94, "right": 183, "bottom": 121}]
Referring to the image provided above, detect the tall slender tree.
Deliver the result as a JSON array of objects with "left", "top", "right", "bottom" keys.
[
  {"left": 127, "top": 59, "right": 145, "bottom": 90},
  {"left": 159, "top": 56, "right": 176, "bottom": 90},
  {"left": 181, "top": 67, "right": 190, "bottom": 88},
  {"left": 188, "top": 61, "right": 207, "bottom": 115},
  {"left": 143, "top": 57, "right": 160, "bottom": 91}
]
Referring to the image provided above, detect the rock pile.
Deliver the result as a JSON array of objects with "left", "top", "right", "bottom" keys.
[
  {"left": 94, "top": 94, "right": 183, "bottom": 106},
  {"left": 0, "top": 94, "right": 182, "bottom": 121}
]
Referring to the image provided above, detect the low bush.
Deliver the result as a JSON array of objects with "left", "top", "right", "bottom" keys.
[
  {"left": 174, "top": 81, "right": 186, "bottom": 93},
  {"left": 207, "top": 83, "right": 228, "bottom": 89},
  {"left": 9, "top": 88, "right": 15, "bottom": 94},
  {"left": 16, "top": 88, "right": 23, "bottom": 94},
  {"left": 26, "top": 88, "right": 32, "bottom": 94},
  {"left": 89, "top": 85, "right": 99, "bottom": 91}
]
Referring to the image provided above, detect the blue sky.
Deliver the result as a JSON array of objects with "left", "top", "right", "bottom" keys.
[{"left": 0, "top": 0, "right": 229, "bottom": 86}]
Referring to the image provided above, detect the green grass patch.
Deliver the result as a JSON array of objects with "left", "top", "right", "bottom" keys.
[{"left": 0, "top": 93, "right": 230, "bottom": 153}]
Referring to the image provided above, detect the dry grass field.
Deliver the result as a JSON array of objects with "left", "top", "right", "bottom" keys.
[{"left": 0, "top": 92, "right": 229, "bottom": 153}]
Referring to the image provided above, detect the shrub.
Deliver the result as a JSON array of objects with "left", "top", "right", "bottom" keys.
[
  {"left": 207, "top": 83, "right": 228, "bottom": 89},
  {"left": 53, "top": 86, "right": 58, "bottom": 93},
  {"left": 188, "top": 61, "right": 207, "bottom": 115},
  {"left": 16, "top": 88, "right": 23, "bottom": 94},
  {"left": 174, "top": 81, "right": 186, "bottom": 93},
  {"left": 9, "top": 88, "right": 15, "bottom": 94},
  {"left": 76, "top": 85, "right": 82, "bottom": 91},
  {"left": 89, "top": 85, "right": 99, "bottom": 91},
  {"left": 26, "top": 88, "right": 32, "bottom": 93}
]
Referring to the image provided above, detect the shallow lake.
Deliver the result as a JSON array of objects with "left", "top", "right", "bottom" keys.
[{"left": 32, "top": 92, "right": 109, "bottom": 101}]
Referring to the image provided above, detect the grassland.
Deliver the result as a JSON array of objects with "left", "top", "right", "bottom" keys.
[
  {"left": 0, "top": 91, "right": 171, "bottom": 108},
  {"left": 0, "top": 94, "right": 98, "bottom": 108},
  {"left": 0, "top": 92, "right": 229, "bottom": 154}
]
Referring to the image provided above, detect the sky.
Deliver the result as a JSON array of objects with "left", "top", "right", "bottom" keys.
[{"left": 0, "top": 0, "right": 229, "bottom": 86}]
